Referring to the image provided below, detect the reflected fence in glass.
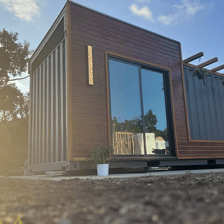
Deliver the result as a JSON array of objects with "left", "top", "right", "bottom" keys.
[{"left": 108, "top": 57, "right": 170, "bottom": 156}]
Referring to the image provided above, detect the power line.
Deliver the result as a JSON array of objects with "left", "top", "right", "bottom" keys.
[{"left": 8, "top": 74, "right": 30, "bottom": 82}]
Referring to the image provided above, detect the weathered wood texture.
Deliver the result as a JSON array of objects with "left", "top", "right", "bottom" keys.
[{"left": 69, "top": 2, "right": 224, "bottom": 159}]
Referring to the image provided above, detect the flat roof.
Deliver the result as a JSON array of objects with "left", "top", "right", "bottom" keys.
[
  {"left": 30, "top": 0, "right": 180, "bottom": 63},
  {"left": 68, "top": 0, "right": 180, "bottom": 44}
]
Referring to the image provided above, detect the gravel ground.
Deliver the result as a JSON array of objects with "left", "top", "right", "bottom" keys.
[{"left": 1, "top": 172, "right": 224, "bottom": 224}]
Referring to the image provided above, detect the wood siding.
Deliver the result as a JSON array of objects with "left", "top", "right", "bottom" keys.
[{"left": 69, "top": 1, "right": 224, "bottom": 159}]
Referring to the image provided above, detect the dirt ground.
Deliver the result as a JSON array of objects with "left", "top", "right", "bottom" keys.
[{"left": 1, "top": 172, "right": 224, "bottom": 224}]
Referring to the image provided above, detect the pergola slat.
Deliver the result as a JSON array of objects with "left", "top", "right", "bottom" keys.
[
  {"left": 210, "top": 64, "right": 224, "bottom": 72},
  {"left": 198, "top": 57, "right": 218, "bottom": 68},
  {"left": 183, "top": 52, "right": 204, "bottom": 64}
]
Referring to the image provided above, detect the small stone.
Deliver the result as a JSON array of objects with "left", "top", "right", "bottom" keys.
[
  {"left": 119, "top": 204, "right": 135, "bottom": 215},
  {"left": 57, "top": 218, "right": 72, "bottom": 224},
  {"left": 152, "top": 215, "right": 159, "bottom": 222},
  {"left": 112, "top": 217, "right": 128, "bottom": 224}
]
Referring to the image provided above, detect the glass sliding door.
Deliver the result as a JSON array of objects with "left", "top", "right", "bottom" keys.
[
  {"left": 141, "top": 69, "right": 169, "bottom": 155},
  {"left": 108, "top": 58, "right": 144, "bottom": 155},
  {"left": 108, "top": 56, "right": 171, "bottom": 156}
]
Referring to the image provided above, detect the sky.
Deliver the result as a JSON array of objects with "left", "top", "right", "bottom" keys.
[{"left": 0, "top": 0, "right": 223, "bottom": 94}]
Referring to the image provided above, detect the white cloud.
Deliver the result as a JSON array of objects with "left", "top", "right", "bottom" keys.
[
  {"left": 157, "top": 0, "right": 209, "bottom": 25},
  {"left": 0, "top": 0, "right": 40, "bottom": 21},
  {"left": 157, "top": 14, "right": 179, "bottom": 25},
  {"left": 174, "top": 0, "right": 205, "bottom": 15},
  {"left": 130, "top": 4, "right": 154, "bottom": 22}
]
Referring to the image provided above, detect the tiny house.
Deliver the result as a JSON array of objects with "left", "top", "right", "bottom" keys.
[{"left": 28, "top": 0, "right": 224, "bottom": 173}]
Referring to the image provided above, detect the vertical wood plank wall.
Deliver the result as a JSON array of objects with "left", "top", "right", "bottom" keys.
[
  {"left": 29, "top": 40, "right": 67, "bottom": 166},
  {"left": 69, "top": 3, "right": 184, "bottom": 159}
]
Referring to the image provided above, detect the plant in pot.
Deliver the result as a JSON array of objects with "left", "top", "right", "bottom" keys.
[
  {"left": 86, "top": 141, "right": 113, "bottom": 176},
  {"left": 192, "top": 67, "right": 209, "bottom": 84}
]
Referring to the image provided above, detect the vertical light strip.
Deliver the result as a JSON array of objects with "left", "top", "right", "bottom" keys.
[
  {"left": 31, "top": 73, "right": 35, "bottom": 166},
  {"left": 87, "top": 45, "right": 93, "bottom": 85},
  {"left": 42, "top": 62, "right": 46, "bottom": 164},
  {"left": 51, "top": 52, "right": 54, "bottom": 163},
  {"left": 60, "top": 42, "right": 64, "bottom": 161},
  {"left": 64, "top": 39, "right": 68, "bottom": 161},
  {"left": 57, "top": 45, "right": 61, "bottom": 162},
  {"left": 35, "top": 69, "right": 39, "bottom": 165},
  {"left": 55, "top": 47, "right": 59, "bottom": 162},
  {"left": 28, "top": 73, "right": 32, "bottom": 167},
  {"left": 46, "top": 57, "right": 49, "bottom": 163},
  {"left": 38, "top": 66, "right": 42, "bottom": 164}
]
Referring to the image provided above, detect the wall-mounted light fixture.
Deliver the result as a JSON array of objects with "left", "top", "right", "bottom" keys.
[{"left": 87, "top": 45, "right": 93, "bottom": 85}]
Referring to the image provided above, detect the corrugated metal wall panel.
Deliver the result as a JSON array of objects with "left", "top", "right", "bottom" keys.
[
  {"left": 63, "top": 39, "right": 68, "bottom": 161},
  {"left": 29, "top": 39, "right": 67, "bottom": 167},
  {"left": 184, "top": 66, "right": 224, "bottom": 141}
]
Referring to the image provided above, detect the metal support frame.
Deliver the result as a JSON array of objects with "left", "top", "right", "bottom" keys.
[{"left": 160, "top": 159, "right": 207, "bottom": 166}]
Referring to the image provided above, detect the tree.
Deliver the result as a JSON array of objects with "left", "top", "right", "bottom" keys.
[
  {"left": 143, "top": 110, "right": 157, "bottom": 133},
  {"left": 0, "top": 29, "right": 30, "bottom": 174},
  {"left": 155, "top": 127, "right": 168, "bottom": 141},
  {"left": 0, "top": 29, "right": 30, "bottom": 85},
  {"left": 0, "top": 83, "right": 22, "bottom": 121},
  {"left": 112, "top": 109, "right": 158, "bottom": 134},
  {"left": 14, "top": 91, "right": 29, "bottom": 119}
]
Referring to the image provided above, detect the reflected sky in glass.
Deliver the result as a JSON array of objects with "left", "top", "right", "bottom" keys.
[
  {"left": 109, "top": 59, "right": 142, "bottom": 123},
  {"left": 109, "top": 59, "right": 167, "bottom": 131},
  {"left": 141, "top": 69, "right": 167, "bottom": 131}
]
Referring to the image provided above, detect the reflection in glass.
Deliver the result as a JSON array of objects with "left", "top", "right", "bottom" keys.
[
  {"left": 108, "top": 58, "right": 170, "bottom": 156},
  {"left": 141, "top": 69, "right": 169, "bottom": 155},
  {"left": 108, "top": 59, "right": 144, "bottom": 155}
]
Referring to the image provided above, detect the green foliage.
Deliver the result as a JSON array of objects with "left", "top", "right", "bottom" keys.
[
  {"left": 0, "top": 117, "right": 28, "bottom": 175},
  {"left": 0, "top": 84, "right": 29, "bottom": 174},
  {"left": 112, "top": 110, "right": 158, "bottom": 134},
  {"left": 192, "top": 67, "right": 209, "bottom": 84},
  {"left": 155, "top": 127, "right": 168, "bottom": 141},
  {"left": 86, "top": 141, "right": 113, "bottom": 165},
  {"left": 144, "top": 110, "right": 157, "bottom": 133},
  {"left": 0, "top": 29, "right": 30, "bottom": 175},
  {"left": 0, "top": 84, "right": 29, "bottom": 121},
  {"left": 0, "top": 29, "right": 30, "bottom": 85}
]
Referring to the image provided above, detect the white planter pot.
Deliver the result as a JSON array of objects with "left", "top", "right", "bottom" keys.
[{"left": 97, "top": 164, "right": 109, "bottom": 176}]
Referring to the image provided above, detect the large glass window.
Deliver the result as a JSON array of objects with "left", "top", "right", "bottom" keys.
[
  {"left": 141, "top": 69, "right": 169, "bottom": 155},
  {"left": 108, "top": 57, "right": 171, "bottom": 156},
  {"left": 109, "top": 58, "right": 144, "bottom": 155}
]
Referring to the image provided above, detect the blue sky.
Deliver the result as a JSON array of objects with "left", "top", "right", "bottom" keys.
[{"left": 0, "top": 0, "right": 223, "bottom": 94}]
